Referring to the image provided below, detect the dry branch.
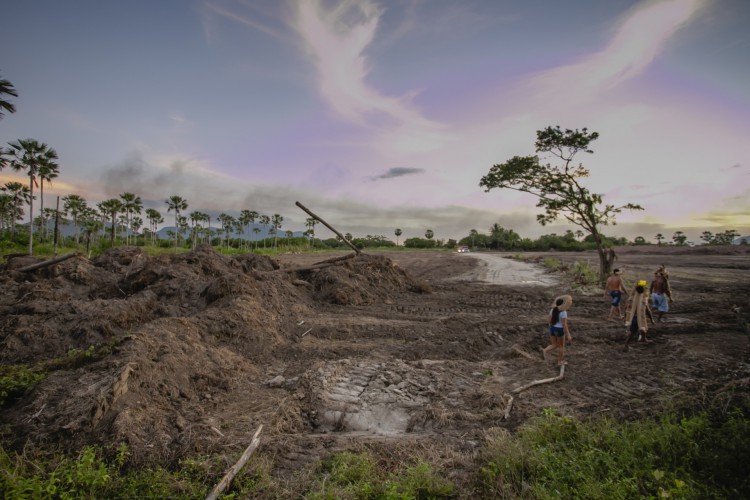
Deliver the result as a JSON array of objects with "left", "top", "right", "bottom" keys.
[
  {"left": 502, "top": 365, "right": 566, "bottom": 420},
  {"left": 511, "top": 364, "right": 566, "bottom": 394},
  {"left": 205, "top": 424, "right": 263, "bottom": 500},
  {"left": 17, "top": 253, "right": 82, "bottom": 272},
  {"left": 295, "top": 201, "right": 361, "bottom": 254}
]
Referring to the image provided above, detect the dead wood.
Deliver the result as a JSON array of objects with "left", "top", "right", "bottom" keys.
[
  {"left": 503, "top": 365, "right": 566, "bottom": 420},
  {"left": 205, "top": 424, "right": 263, "bottom": 500},
  {"left": 295, "top": 201, "right": 361, "bottom": 254},
  {"left": 17, "top": 252, "right": 82, "bottom": 272}
]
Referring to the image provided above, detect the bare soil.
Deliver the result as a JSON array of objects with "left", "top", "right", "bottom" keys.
[{"left": 1, "top": 245, "right": 749, "bottom": 488}]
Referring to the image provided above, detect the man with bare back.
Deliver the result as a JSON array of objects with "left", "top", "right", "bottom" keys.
[
  {"left": 604, "top": 268, "right": 627, "bottom": 321},
  {"left": 650, "top": 265, "right": 673, "bottom": 322}
]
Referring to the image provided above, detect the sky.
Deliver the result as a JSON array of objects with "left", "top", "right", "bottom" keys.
[{"left": 1, "top": 0, "right": 749, "bottom": 244}]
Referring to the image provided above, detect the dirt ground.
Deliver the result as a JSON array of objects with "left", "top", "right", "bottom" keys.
[{"left": 1, "top": 245, "right": 749, "bottom": 487}]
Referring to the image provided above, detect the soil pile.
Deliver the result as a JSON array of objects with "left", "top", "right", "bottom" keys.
[{"left": 0, "top": 247, "right": 425, "bottom": 464}]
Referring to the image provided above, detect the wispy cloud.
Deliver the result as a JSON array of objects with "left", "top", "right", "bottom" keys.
[
  {"left": 293, "top": 0, "right": 448, "bottom": 153},
  {"left": 529, "top": 0, "right": 707, "bottom": 107},
  {"left": 369, "top": 167, "right": 425, "bottom": 181}
]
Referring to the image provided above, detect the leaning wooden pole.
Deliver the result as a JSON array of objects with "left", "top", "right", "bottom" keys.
[
  {"left": 205, "top": 425, "right": 263, "bottom": 500},
  {"left": 295, "top": 201, "right": 360, "bottom": 255}
]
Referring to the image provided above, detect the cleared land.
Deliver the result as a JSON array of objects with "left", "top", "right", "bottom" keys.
[{"left": 1, "top": 245, "right": 748, "bottom": 491}]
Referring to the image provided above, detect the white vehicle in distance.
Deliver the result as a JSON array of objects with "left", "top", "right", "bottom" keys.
[{"left": 457, "top": 246, "right": 470, "bottom": 253}]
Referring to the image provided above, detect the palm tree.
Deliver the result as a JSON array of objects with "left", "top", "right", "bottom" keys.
[
  {"left": 306, "top": 217, "right": 318, "bottom": 248},
  {"left": 655, "top": 233, "right": 664, "bottom": 246},
  {"left": 62, "top": 194, "right": 87, "bottom": 245},
  {"left": 0, "top": 74, "right": 17, "bottom": 120},
  {"left": 146, "top": 208, "right": 163, "bottom": 246},
  {"left": 1, "top": 182, "right": 30, "bottom": 238},
  {"left": 239, "top": 210, "right": 258, "bottom": 251},
  {"left": 271, "top": 214, "right": 283, "bottom": 249},
  {"left": 37, "top": 161, "right": 59, "bottom": 241},
  {"left": 217, "top": 213, "right": 234, "bottom": 248},
  {"left": 0, "top": 192, "right": 15, "bottom": 234},
  {"left": 395, "top": 228, "right": 402, "bottom": 246},
  {"left": 5, "top": 139, "right": 59, "bottom": 255},
  {"left": 119, "top": 192, "right": 142, "bottom": 246},
  {"left": 166, "top": 195, "right": 188, "bottom": 249},
  {"left": 259, "top": 214, "right": 270, "bottom": 249},
  {"left": 100, "top": 198, "right": 123, "bottom": 246},
  {"left": 252, "top": 226, "right": 261, "bottom": 247}
]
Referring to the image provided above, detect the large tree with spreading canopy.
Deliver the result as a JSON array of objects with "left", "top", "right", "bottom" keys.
[{"left": 480, "top": 126, "right": 643, "bottom": 282}]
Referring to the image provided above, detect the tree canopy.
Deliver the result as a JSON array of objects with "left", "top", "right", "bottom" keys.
[{"left": 480, "top": 126, "right": 643, "bottom": 281}]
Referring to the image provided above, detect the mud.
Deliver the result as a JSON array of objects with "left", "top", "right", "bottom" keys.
[{"left": 1, "top": 245, "right": 749, "bottom": 480}]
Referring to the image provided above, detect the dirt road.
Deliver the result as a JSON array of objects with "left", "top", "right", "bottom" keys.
[{"left": 452, "top": 252, "right": 559, "bottom": 286}]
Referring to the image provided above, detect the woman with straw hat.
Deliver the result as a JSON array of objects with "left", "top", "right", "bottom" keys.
[
  {"left": 543, "top": 294, "right": 573, "bottom": 366},
  {"left": 624, "top": 280, "right": 652, "bottom": 351}
]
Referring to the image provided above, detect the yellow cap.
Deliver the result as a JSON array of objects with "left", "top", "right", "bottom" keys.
[{"left": 637, "top": 280, "right": 647, "bottom": 287}]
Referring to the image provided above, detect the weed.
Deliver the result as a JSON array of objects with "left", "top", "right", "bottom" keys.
[{"left": 0, "top": 365, "right": 46, "bottom": 408}]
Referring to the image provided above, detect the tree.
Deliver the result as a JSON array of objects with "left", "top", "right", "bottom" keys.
[
  {"left": 0, "top": 74, "right": 17, "bottom": 120},
  {"left": 146, "top": 208, "right": 163, "bottom": 246},
  {"left": 634, "top": 236, "right": 647, "bottom": 245},
  {"left": 655, "top": 233, "right": 664, "bottom": 246},
  {"left": 700, "top": 231, "right": 714, "bottom": 245},
  {"left": 5, "top": 139, "right": 59, "bottom": 255},
  {"left": 480, "top": 126, "right": 643, "bottom": 281},
  {"left": 2, "top": 181, "right": 30, "bottom": 238},
  {"left": 62, "top": 194, "right": 87, "bottom": 245},
  {"left": 166, "top": 195, "right": 188, "bottom": 249},
  {"left": 100, "top": 198, "right": 123, "bottom": 245},
  {"left": 259, "top": 214, "right": 270, "bottom": 249},
  {"left": 395, "top": 228, "right": 402, "bottom": 246},
  {"left": 672, "top": 231, "right": 687, "bottom": 246},
  {"left": 37, "top": 160, "right": 59, "bottom": 241},
  {"left": 239, "top": 210, "right": 258, "bottom": 251},
  {"left": 271, "top": 214, "right": 283, "bottom": 249},
  {"left": 305, "top": 217, "right": 318, "bottom": 248},
  {"left": 119, "top": 192, "right": 142, "bottom": 246}
]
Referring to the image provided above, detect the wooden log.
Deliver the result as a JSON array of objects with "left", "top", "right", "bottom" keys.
[
  {"left": 17, "top": 253, "right": 82, "bottom": 273},
  {"left": 283, "top": 253, "right": 358, "bottom": 273},
  {"left": 205, "top": 425, "right": 263, "bottom": 500},
  {"left": 511, "top": 364, "right": 565, "bottom": 394},
  {"left": 295, "top": 201, "right": 360, "bottom": 254}
]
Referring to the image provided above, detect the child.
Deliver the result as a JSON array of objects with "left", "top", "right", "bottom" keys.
[{"left": 543, "top": 295, "right": 573, "bottom": 366}]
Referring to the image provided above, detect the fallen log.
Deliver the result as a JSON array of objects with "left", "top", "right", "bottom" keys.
[
  {"left": 502, "top": 365, "right": 566, "bottom": 420},
  {"left": 283, "top": 253, "right": 358, "bottom": 273},
  {"left": 205, "top": 424, "right": 263, "bottom": 500},
  {"left": 17, "top": 253, "right": 82, "bottom": 272},
  {"left": 511, "top": 364, "right": 566, "bottom": 394},
  {"left": 295, "top": 201, "right": 360, "bottom": 255}
]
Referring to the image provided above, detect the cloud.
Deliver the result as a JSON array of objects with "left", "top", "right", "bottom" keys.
[
  {"left": 369, "top": 167, "right": 425, "bottom": 181},
  {"left": 526, "top": 0, "right": 707, "bottom": 110},
  {"left": 293, "top": 0, "right": 449, "bottom": 154}
]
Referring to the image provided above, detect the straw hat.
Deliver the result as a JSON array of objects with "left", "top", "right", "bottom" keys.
[{"left": 552, "top": 294, "right": 573, "bottom": 311}]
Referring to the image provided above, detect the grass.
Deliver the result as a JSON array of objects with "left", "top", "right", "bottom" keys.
[{"left": 0, "top": 407, "right": 747, "bottom": 498}]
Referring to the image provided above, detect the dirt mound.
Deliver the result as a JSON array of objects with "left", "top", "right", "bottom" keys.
[{"left": 0, "top": 247, "right": 425, "bottom": 464}]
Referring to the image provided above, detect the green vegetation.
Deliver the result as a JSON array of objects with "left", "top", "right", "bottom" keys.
[
  {"left": 478, "top": 408, "right": 750, "bottom": 499},
  {"left": 1, "top": 342, "right": 117, "bottom": 409},
  {"left": 480, "top": 126, "right": 644, "bottom": 281},
  {"left": 1, "top": 408, "right": 746, "bottom": 498}
]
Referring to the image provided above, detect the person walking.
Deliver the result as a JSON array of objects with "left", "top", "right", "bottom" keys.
[
  {"left": 650, "top": 265, "right": 673, "bottom": 322},
  {"left": 543, "top": 295, "right": 573, "bottom": 366},
  {"left": 604, "top": 268, "right": 627, "bottom": 321},
  {"left": 624, "top": 280, "right": 652, "bottom": 351}
]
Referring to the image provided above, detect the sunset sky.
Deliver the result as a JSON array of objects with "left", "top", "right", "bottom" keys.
[{"left": 2, "top": 0, "right": 748, "bottom": 243}]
